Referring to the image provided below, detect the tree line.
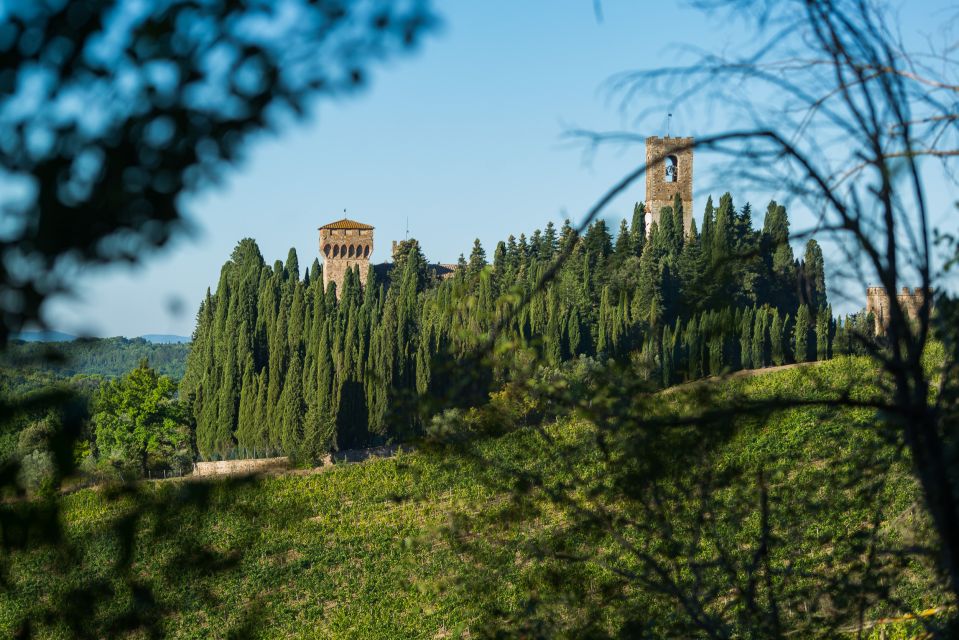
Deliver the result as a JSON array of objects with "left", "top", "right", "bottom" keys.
[
  {"left": 181, "top": 193, "right": 868, "bottom": 461},
  {"left": 1, "top": 337, "right": 189, "bottom": 380}
]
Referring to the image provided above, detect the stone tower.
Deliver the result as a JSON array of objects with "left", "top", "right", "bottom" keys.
[
  {"left": 865, "top": 285, "right": 929, "bottom": 335},
  {"left": 645, "top": 135, "right": 693, "bottom": 234},
  {"left": 319, "top": 218, "right": 374, "bottom": 296}
]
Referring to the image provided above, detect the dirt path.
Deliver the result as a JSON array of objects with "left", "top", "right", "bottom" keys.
[{"left": 670, "top": 360, "right": 820, "bottom": 391}]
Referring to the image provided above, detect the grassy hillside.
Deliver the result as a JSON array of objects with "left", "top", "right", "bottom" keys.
[{"left": 0, "top": 356, "right": 948, "bottom": 638}]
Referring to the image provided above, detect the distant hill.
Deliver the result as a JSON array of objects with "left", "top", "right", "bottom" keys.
[
  {"left": 140, "top": 334, "right": 191, "bottom": 344},
  {"left": 0, "top": 336, "right": 190, "bottom": 381},
  {"left": 12, "top": 330, "right": 77, "bottom": 342}
]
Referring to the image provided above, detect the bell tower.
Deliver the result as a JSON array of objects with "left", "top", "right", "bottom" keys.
[
  {"left": 319, "top": 218, "right": 374, "bottom": 297},
  {"left": 644, "top": 135, "right": 694, "bottom": 235}
]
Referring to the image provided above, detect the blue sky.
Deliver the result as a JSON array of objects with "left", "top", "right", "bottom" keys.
[{"left": 46, "top": 1, "right": 958, "bottom": 337}]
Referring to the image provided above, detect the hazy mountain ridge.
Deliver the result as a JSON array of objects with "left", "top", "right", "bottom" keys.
[
  {"left": 13, "top": 332, "right": 191, "bottom": 345},
  {"left": 2, "top": 336, "right": 190, "bottom": 380}
]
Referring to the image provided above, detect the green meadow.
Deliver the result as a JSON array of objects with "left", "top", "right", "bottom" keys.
[{"left": 0, "top": 356, "right": 946, "bottom": 638}]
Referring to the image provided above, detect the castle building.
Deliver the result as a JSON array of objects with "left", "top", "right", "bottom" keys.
[
  {"left": 320, "top": 218, "right": 460, "bottom": 296},
  {"left": 865, "top": 285, "right": 930, "bottom": 335},
  {"left": 645, "top": 135, "right": 693, "bottom": 235},
  {"left": 319, "top": 218, "right": 374, "bottom": 295}
]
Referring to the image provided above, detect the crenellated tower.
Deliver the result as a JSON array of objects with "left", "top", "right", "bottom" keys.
[{"left": 319, "top": 218, "right": 374, "bottom": 297}]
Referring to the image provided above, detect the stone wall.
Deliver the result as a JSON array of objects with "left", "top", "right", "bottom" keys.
[
  {"left": 865, "top": 285, "right": 930, "bottom": 335},
  {"left": 320, "top": 227, "right": 373, "bottom": 296},
  {"left": 645, "top": 135, "right": 694, "bottom": 235},
  {"left": 192, "top": 456, "right": 290, "bottom": 477}
]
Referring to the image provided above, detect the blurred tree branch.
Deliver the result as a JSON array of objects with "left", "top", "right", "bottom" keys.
[
  {"left": 0, "top": 0, "right": 436, "bottom": 344},
  {"left": 0, "top": 1, "right": 437, "bottom": 636}
]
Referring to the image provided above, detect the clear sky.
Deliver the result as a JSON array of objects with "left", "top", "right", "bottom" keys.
[{"left": 45, "top": 1, "right": 958, "bottom": 338}]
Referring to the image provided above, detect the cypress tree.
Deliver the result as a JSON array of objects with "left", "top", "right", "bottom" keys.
[
  {"left": 677, "top": 218, "right": 705, "bottom": 316},
  {"left": 794, "top": 304, "right": 811, "bottom": 363},
  {"left": 236, "top": 355, "right": 256, "bottom": 453},
  {"left": 630, "top": 202, "right": 646, "bottom": 258},
  {"left": 781, "top": 313, "right": 793, "bottom": 362},
  {"left": 635, "top": 222, "right": 665, "bottom": 331},
  {"left": 708, "top": 319, "right": 723, "bottom": 375},
  {"left": 661, "top": 325, "right": 674, "bottom": 387},
  {"left": 803, "top": 239, "right": 827, "bottom": 312},
  {"left": 685, "top": 314, "right": 702, "bottom": 379},
  {"left": 267, "top": 305, "right": 288, "bottom": 449},
  {"left": 740, "top": 307, "right": 754, "bottom": 370},
  {"left": 279, "top": 350, "right": 305, "bottom": 454},
  {"left": 762, "top": 201, "right": 798, "bottom": 312},
  {"left": 597, "top": 286, "right": 612, "bottom": 356},
  {"left": 567, "top": 308, "right": 584, "bottom": 357},
  {"left": 545, "top": 306, "right": 563, "bottom": 365},
  {"left": 770, "top": 309, "right": 784, "bottom": 366},
  {"left": 700, "top": 196, "right": 715, "bottom": 262},
  {"left": 670, "top": 193, "right": 685, "bottom": 252},
  {"left": 254, "top": 371, "right": 269, "bottom": 454},
  {"left": 286, "top": 248, "right": 300, "bottom": 282},
  {"left": 816, "top": 307, "right": 830, "bottom": 361},
  {"left": 752, "top": 309, "right": 766, "bottom": 368}
]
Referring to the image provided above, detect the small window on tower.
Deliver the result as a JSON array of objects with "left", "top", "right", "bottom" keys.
[{"left": 664, "top": 155, "right": 678, "bottom": 183}]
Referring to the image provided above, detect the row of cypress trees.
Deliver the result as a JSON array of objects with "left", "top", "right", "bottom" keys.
[{"left": 181, "top": 193, "right": 854, "bottom": 460}]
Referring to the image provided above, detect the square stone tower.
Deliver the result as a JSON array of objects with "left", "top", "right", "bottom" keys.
[
  {"left": 865, "top": 285, "right": 930, "bottom": 335},
  {"left": 645, "top": 135, "right": 694, "bottom": 235},
  {"left": 319, "top": 218, "right": 374, "bottom": 296}
]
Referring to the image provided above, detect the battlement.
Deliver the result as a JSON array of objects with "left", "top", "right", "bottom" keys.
[
  {"left": 319, "top": 218, "right": 374, "bottom": 296},
  {"left": 864, "top": 285, "right": 931, "bottom": 335}
]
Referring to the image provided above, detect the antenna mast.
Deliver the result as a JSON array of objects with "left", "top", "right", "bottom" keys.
[
  {"left": 666, "top": 113, "right": 672, "bottom": 138},
  {"left": 405, "top": 217, "right": 409, "bottom": 240}
]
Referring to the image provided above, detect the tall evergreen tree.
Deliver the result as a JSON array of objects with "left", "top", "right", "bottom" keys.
[
  {"left": 468, "top": 238, "right": 487, "bottom": 278},
  {"left": 802, "top": 238, "right": 827, "bottom": 312},
  {"left": 740, "top": 307, "right": 754, "bottom": 370},
  {"left": 770, "top": 309, "right": 784, "bottom": 366},
  {"left": 794, "top": 304, "right": 812, "bottom": 363},
  {"left": 630, "top": 202, "right": 647, "bottom": 258}
]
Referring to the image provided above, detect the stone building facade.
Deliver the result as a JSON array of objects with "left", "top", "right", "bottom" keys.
[
  {"left": 319, "top": 218, "right": 374, "bottom": 296},
  {"left": 645, "top": 135, "right": 694, "bottom": 235},
  {"left": 865, "top": 285, "right": 930, "bottom": 335}
]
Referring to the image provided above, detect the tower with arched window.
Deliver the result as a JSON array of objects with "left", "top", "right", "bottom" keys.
[
  {"left": 644, "top": 135, "right": 694, "bottom": 235},
  {"left": 319, "top": 218, "right": 374, "bottom": 296}
]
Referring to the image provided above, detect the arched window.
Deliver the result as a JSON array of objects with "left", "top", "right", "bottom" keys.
[
  {"left": 664, "top": 155, "right": 678, "bottom": 182},
  {"left": 340, "top": 244, "right": 346, "bottom": 257},
  {"left": 323, "top": 244, "right": 331, "bottom": 257},
  {"left": 348, "top": 245, "right": 355, "bottom": 258},
  {"left": 332, "top": 245, "right": 339, "bottom": 258},
  {"left": 364, "top": 245, "right": 370, "bottom": 258}
]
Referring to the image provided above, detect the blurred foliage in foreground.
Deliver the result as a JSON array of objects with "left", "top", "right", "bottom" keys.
[{"left": 0, "top": 355, "right": 950, "bottom": 638}]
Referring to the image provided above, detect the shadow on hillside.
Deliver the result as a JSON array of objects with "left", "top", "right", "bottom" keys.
[{"left": 422, "top": 356, "right": 952, "bottom": 637}]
